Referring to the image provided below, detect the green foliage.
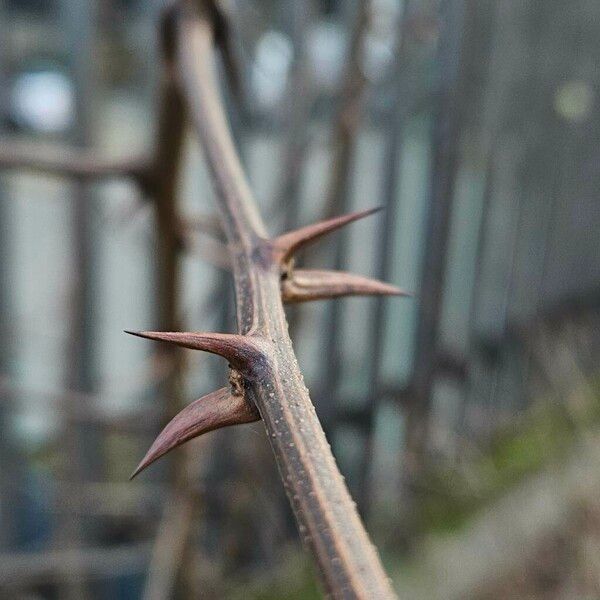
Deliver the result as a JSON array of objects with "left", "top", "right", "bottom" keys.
[
  {"left": 226, "top": 552, "right": 321, "bottom": 600},
  {"left": 415, "top": 379, "right": 600, "bottom": 534}
]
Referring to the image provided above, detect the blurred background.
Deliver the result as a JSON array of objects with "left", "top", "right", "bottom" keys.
[{"left": 1, "top": 0, "right": 600, "bottom": 598}]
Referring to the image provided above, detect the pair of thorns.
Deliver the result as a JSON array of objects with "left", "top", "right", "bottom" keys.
[{"left": 127, "top": 207, "right": 409, "bottom": 478}]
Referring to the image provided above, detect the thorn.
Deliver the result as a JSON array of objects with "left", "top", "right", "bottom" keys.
[
  {"left": 130, "top": 387, "right": 260, "bottom": 479},
  {"left": 282, "top": 269, "right": 410, "bottom": 303},
  {"left": 124, "top": 330, "right": 265, "bottom": 372},
  {"left": 271, "top": 207, "right": 382, "bottom": 263}
]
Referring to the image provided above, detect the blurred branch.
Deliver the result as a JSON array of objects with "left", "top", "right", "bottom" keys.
[
  {"left": 181, "top": 231, "right": 232, "bottom": 270},
  {"left": 0, "top": 140, "right": 151, "bottom": 187},
  {"left": 200, "top": 0, "right": 246, "bottom": 114},
  {"left": 142, "top": 493, "right": 195, "bottom": 600},
  {"left": 143, "top": 7, "right": 200, "bottom": 598},
  {"left": 0, "top": 346, "right": 176, "bottom": 431},
  {"left": 182, "top": 212, "right": 224, "bottom": 240}
]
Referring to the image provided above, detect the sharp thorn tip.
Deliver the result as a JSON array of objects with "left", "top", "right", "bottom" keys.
[
  {"left": 124, "top": 329, "right": 145, "bottom": 338},
  {"left": 129, "top": 463, "right": 144, "bottom": 480}
]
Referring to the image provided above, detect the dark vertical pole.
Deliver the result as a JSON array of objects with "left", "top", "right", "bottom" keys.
[
  {"left": 0, "top": 0, "right": 17, "bottom": 549},
  {"left": 320, "top": 0, "right": 370, "bottom": 427},
  {"left": 461, "top": 147, "right": 494, "bottom": 438},
  {"left": 66, "top": 1, "right": 96, "bottom": 393},
  {"left": 276, "top": 0, "right": 314, "bottom": 231},
  {"left": 56, "top": 1, "right": 97, "bottom": 598},
  {"left": 357, "top": 0, "right": 412, "bottom": 514},
  {"left": 275, "top": 0, "right": 316, "bottom": 337},
  {"left": 462, "top": 0, "right": 514, "bottom": 439},
  {"left": 153, "top": 12, "right": 185, "bottom": 352},
  {"left": 0, "top": 191, "right": 13, "bottom": 553},
  {"left": 403, "top": 0, "right": 467, "bottom": 512},
  {"left": 142, "top": 10, "right": 192, "bottom": 600}
]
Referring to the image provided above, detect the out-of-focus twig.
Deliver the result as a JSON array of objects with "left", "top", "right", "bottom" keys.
[
  {"left": 181, "top": 212, "right": 224, "bottom": 239},
  {"left": 180, "top": 230, "right": 232, "bottom": 270},
  {"left": 142, "top": 493, "right": 195, "bottom": 600},
  {"left": 142, "top": 8, "right": 203, "bottom": 598},
  {"left": 0, "top": 140, "right": 151, "bottom": 187}
]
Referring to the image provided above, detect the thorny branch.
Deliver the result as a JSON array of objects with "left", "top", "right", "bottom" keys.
[
  {"left": 127, "top": 2, "right": 405, "bottom": 598},
  {"left": 0, "top": 0, "right": 406, "bottom": 596}
]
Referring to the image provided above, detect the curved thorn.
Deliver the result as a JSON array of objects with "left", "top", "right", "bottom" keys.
[
  {"left": 271, "top": 207, "right": 382, "bottom": 263},
  {"left": 124, "top": 330, "right": 265, "bottom": 371},
  {"left": 282, "top": 269, "right": 410, "bottom": 303},
  {"left": 130, "top": 387, "right": 260, "bottom": 479}
]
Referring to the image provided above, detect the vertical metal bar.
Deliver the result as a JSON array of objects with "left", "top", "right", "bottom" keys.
[
  {"left": 275, "top": 0, "right": 316, "bottom": 337},
  {"left": 320, "top": 0, "right": 370, "bottom": 427},
  {"left": 0, "top": 208, "right": 13, "bottom": 553},
  {"left": 65, "top": 0, "right": 98, "bottom": 463},
  {"left": 357, "top": 0, "right": 412, "bottom": 513},
  {"left": 403, "top": 0, "right": 467, "bottom": 508},
  {"left": 153, "top": 12, "right": 186, "bottom": 346},
  {"left": 462, "top": 0, "right": 516, "bottom": 439},
  {"left": 461, "top": 148, "right": 494, "bottom": 437},
  {"left": 142, "top": 10, "right": 192, "bottom": 600},
  {"left": 275, "top": 0, "right": 315, "bottom": 231},
  {"left": 0, "top": 0, "right": 17, "bottom": 550},
  {"left": 52, "top": 0, "right": 97, "bottom": 598}
]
